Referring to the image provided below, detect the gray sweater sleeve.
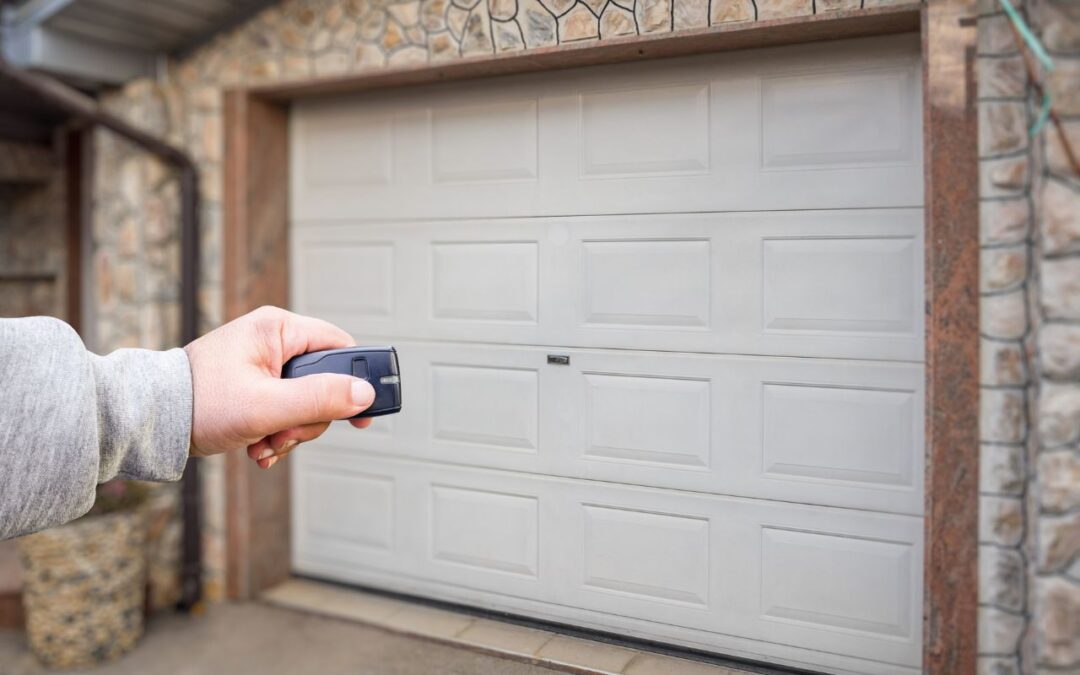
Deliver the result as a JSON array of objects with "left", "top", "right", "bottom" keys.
[{"left": 0, "top": 317, "right": 192, "bottom": 540}]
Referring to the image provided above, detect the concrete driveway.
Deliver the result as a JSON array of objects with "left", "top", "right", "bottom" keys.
[{"left": 0, "top": 602, "right": 559, "bottom": 675}]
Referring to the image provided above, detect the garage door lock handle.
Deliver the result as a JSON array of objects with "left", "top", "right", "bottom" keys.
[{"left": 547, "top": 354, "right": 570, "bottom": 365}]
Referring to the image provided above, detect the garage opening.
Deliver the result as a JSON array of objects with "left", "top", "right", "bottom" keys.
[{"left": 287, "top": 34, "right": 924, "bottom": 675}]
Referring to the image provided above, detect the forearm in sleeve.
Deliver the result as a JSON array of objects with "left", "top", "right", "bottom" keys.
[{"left": 0, "top": 317, "right": 192, "bottom": 539}]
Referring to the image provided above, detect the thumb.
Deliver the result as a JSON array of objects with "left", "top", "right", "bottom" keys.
[{"left": 258, "top": 374, "right": 375, "bottom": 431}]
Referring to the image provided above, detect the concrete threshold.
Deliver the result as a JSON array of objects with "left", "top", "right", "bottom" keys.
[{"left": 262, "top": 578, "right": 757, "bottom": 675}]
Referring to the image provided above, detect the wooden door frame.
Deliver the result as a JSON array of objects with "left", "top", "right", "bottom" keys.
[{"left": 223, "top": 4, "right": 979, "bottom": 672}]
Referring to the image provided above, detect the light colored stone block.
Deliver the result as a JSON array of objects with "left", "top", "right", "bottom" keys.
[
  {"left": 757, "top": 0, "right": 812, "bottom": 21},
  {"left": 624, "top": 654, "right": 748, "bottom": 674},
  {"left": 1039, "top": 512, "right": 1080, "bottom": 573},
  {"left": 981, "top": 198, "right": 1030, "bottom": 246},
  {"left": 382, "top": 604, "right": 476, "bottom": 638},
  {"left": 978, "top": 55, "right": 1027, "bottom": 99},
  {"left": 980, "top": 495, "right": 1025, "bottom": 547},
  {"left": 979, "top": 101, "right": 1028, "bottom": 157},
  {"left": 981, "top": 442, "right": 1025, "bottom": 496},
  {"left": 1039, "top": 383, "right": 1080, "bottom": 447},
  {"left": 674, "top": 0, "right": 708, "bottom": 30},
  {"left": 456, "top": 619, "right": 553, "bottom": 655},
  {"left": 981, "top": 245, "right": 1028, "bottom": 293},
  {"left": 980, "top": 339, "right": 1027, "bottom": 387},
  {"left": 1038, "top": 451, "right": 1080, "bottom": 513},
  {"left": 981, "top": 388, "right": 1027, "bottom": 444},
  {"left": 1035, "top": 577, "right": 1080, "bottom": 668},
  {"left": 710, "top": 0, "right": 753, "bottom": 23},
  {"left": 521, "top": 0, "right": 558, "bottom": 46},
  {"left": 980, "top": 545, "right": 1026, "bottom": 612},
  {"left": 635, "top": 0, "right": 672, "bottom": 33},
  {"left": 979, "top": 606, "right": 1025, "bottom": 656},
  {"left": 561, "top": 4, "right": 599, "bottom": 41},
  {"left": 981, "top": 290, "right": 1028, "bottom": 340},
  {"left": 600, "top": 3, "right": 636, "bottom": 37},
  {"left": 537, "top": 636, "right": 638, "bottom": 673},
  {"left": 1043, "top": 179, "right": 1080, "bottom": 256},
  {"left": 262, "top": 579, "right": 407, "bottom": 624}
]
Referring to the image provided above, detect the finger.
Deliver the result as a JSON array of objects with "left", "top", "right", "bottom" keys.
[
  {"left": 265, "top": 422, "right": 331, "bottom": 456},
  {"left": 278, "top": 310, "right": 357, "bottom": 360},
  {"left": 349, "top": 418, "right": 374, "bottom": 429},
  {"left": 257, "top": 455, "right": 278, "bottom": 469},
  {"left": 256, "top": 374, "right": 375, "bottom": 433},
  {"left": 248, "top": 437, "right": 271, "bottom": 460}
]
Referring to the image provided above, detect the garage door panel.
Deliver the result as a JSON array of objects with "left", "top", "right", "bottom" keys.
[
  {"left": 430, "top": 363, "right": 540, "bottom": 451},
  {"left": 431, "top": 98, "right": 539, "bottom": 184},
  {"left": 759, "top": 66, "right": 917, "bottom": 170},
  {"left": 291, "top": 35, "right": 921, "bottom": 221},
  {"left": 580, "top": 503, "right": 711, "bottom": 607},
  {"left": 581, "top": 372, "right": 712, "bottom": 469},
  {"left": 292, "top": 454, "right": 921, "bottom": 669},
  {"left": 292, "top": 464, "right": 399, "bottom": 569},
  {"left": 429, "top": 485, "right": 541, "bottom": 578},
  {"left": 430, "top": 240, "right": 539, "bottom": 323},
  {"left": 579, "top": 82, "right": 711, "bottom": 178},
  {"left": 759, "top": 527, "right": 913, "bottom": 638},
  {"left": 292, "top": 209, "right": 923, "bottom": 361}
]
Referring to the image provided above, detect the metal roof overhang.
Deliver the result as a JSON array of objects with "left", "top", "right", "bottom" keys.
[{"left": 1, "top": 0, "right": 274, "bottom": 87}]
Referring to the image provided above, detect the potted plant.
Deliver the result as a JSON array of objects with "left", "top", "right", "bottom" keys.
[{"left": 16, "top": 480, "right": 150, "bottom": 669}]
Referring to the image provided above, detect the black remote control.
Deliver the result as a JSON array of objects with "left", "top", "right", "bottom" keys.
[{"left": 281, "top": 346, "right": 402, "bottom": 418}]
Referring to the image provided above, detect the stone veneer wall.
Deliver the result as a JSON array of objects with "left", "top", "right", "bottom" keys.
[
  {"left": 976, "top": 0, "right": 1079, "bottom": 673},
  {"left": 85, "top": 0, "right": 1079, "bottom": 669}
]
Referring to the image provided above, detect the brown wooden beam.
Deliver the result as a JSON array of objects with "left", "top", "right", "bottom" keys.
[
  {"left": 223, "top": 90, "right": 292, "bottom": 600},
  {"left": 63, "top": 127, "right": 88, "bottom": 334}
]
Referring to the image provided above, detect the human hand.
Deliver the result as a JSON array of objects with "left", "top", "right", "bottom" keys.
[{"left": 184, "top": 306, "right": 375, "bottom": 468}]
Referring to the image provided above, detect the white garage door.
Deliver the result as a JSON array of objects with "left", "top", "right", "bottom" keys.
[{"left": 289, "top": 35, "right": 924, "bottom": 675}]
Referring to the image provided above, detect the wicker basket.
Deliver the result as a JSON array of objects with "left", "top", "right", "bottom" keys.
[{"left": 16, "top": 510, "right": 147, "bottom": 669}]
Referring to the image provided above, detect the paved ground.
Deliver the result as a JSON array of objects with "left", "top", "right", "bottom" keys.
[{"left": 0, "top": 602, "right": 559, "bottom": 675}]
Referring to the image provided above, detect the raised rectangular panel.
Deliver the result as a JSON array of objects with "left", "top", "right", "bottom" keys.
[
  {"left": 431, "top": 486, "right": 538, "bottom": 576},
  {"left": 581, "top": 83, "right": 709, "bottom": 177},
  {"left": 584, "top": 373, "right": 710, "bottom": 469},
  {"left": 761, "top": 527, "right": 913, "bottom": 638},
  {"left": 763, "top": 383, "right": 916, "bottom": 487},
  {"left": 583, "top": 239, "right": 710, "bottom": 328},
  {"left": 583, "top": 505, "right": 709, "bottom": 606},
  {"left": 431, "top": 241, "right": 538, "bottom": 322},
  {"left": 300, "top": 243, "right": 394, "bottom": 316},
  {"left": 763, "top": 237, "right": 916, "bottom": 334},
  {"left": 431, "top": 365, "right": 538, "bottom": 450},
  {"left": 304, "top": 470, "right": 393, "bottom": 550},
  {"left": 302, "top": 115, "right": 392, "bottom": 186},
  {"left": 761, "top": 67, "right": 915, "bottom": 169},
  {"left": 432, "top": 99, "right": 538, "bottom": 183}
]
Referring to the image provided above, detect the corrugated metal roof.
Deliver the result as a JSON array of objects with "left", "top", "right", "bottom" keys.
[
  {"left": 2, "top": 0, "right": 275, "bottom": 86},
  {"left": 32, "top": 0, "right": 270, "bottom": 53}
]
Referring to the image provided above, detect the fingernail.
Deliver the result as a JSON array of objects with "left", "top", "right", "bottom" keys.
[
  {"left": 257, "top": 448, "right": 274, "bottom": 461},
  {"left": 274, "top": 439, "right": 299, "bottom": 454},
  {"left": 268, "top": 456, "right": 279, "bottom": 468},
  {"left": 351, "top": 379, "right": 375, "bottom": 407}
]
